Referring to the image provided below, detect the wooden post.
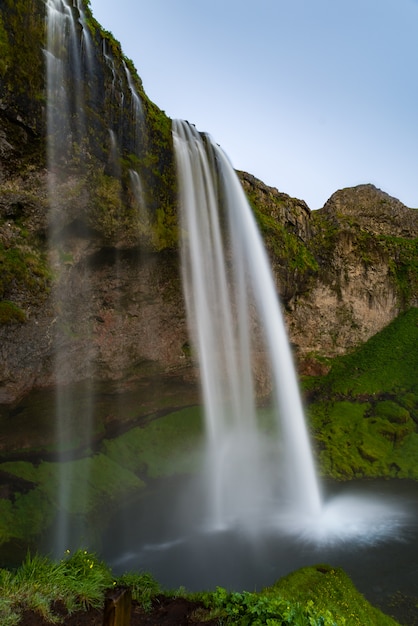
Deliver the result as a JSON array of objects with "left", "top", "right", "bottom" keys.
[{"left": 103, "top": 586, "right": 132, "bottom": 626}]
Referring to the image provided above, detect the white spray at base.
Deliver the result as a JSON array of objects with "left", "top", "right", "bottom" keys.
[{"left": 172, "top": 119, "right": 409, "bottom": 544}]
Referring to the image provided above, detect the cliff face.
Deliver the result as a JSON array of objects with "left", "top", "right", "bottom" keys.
[
  {"left": 238, "top": 174, "right": 417, "bottom": 372},
  {"left": 0, "top": 0, "right": 417, "bottom": 404},
  {"left": 286, "top": 184, "right": 417, "bottom": 369},
  {"left": 0, "top": 0, "right": 182, "bottom": 403}
]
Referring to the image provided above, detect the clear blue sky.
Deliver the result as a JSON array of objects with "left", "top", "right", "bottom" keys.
[{"left": 89, "top": 0, "right": 418, "bottom": 210}]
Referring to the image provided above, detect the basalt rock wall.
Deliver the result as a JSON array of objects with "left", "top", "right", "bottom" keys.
[{"left": 0, "top": 0, "right": 417, "bottom": 404}]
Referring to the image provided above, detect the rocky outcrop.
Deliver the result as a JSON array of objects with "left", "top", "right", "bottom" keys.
[
  {"left": 286, "top": 185, "right": 417, "bottom": 366},
  {"left": 239, "top": 171, "right": 312, "bottom": 243},
  {"left": 0, "top": 0, "right": 417, "bottom": 404},
  {"left": 320, "top": 184, "right": 418, "bottom": 238}
]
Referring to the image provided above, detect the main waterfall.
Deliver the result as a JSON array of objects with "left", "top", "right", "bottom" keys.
[{"left": 173, "top": 120, "right": 322, "bottom": 528}]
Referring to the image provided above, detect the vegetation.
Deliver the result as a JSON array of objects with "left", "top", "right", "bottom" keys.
[
  {"left": 0, "top": 13, "right": 11, "bottom": 75},
  {"left": 246, "top": 188, "right": 318, "bottom": 282},
  {"left": 0, "top": 300, "right": 25, "bottom": 324},
  {"left": 0, "top": 552, "right": 400, "bottom": 625},
  {"left": 0, "top": 240, "right": 50, "bottom": 305},
  {"left": 0, "top": 550, "right": 159, "bottom": 625},
  {"left": 305, "top": 307, "right": 418, "bottom": 479},
  {"left": 0, "top": 213, "right": 51, "bottom": 323},
  {"left": 102, "top": 406, "right": 204, "bottom": 478},
  {"left": 199, "top": 564, "right": 399, "bottom": 625},
  {"left": 383, "top": 235, "right": 418, "bottom": 305},
  {"left": 0, "top": 407, "right": 204, "bottom": 550},
  {"left": 0, "top": 0, "right": 45, "bottom": 107}
]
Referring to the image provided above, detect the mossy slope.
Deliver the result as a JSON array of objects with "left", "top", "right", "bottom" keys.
[
  {"left": 0, "top": 407, "right": 203, "bottom": 557},
  {"left": 306, "top": 307, "right": 418, "bottom": 479}
]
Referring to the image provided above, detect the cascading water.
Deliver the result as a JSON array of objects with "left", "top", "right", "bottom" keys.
[
  {"left": 46, "top": 0, "right": 97, "bottom": 555},
  {"left": 44, "top": 0, "right": 154, "bottom": 557},
  {"left": 173, "top": 119, "right": 322, "bottom": 529}
]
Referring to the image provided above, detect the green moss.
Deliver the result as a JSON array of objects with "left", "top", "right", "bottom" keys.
[
  {"left": 0, "top": 300, "right": 25, "bottom": 324},
  {"left": 53, "top": 455, "right": 144, "bottom": 515},
  {"left": 311, "top": 211, "right": 340, "bottom": 258},
  {"left": 1, "top": 0, "right": 46, "bottom": 106},
  {"left": 383, "top": 236, "right": 418, "bottom": 305},
  {"left": 0, "top": 407, "right": 204, "bottom": 548},
  {"left": 0, "top": 14, "right": 11, "bottom": 75},
  {"left": 306, "top": 309, "right": 418, "bottom": 480},
  {"left": 0, "top": 242, "right": 50, "bottom": 305},
  {"left": 152, "top": 205, "right": 178, "bottom": 250},
  {"left": 270, "top": 564, "right": 399, "bottom": 626},
  {"left": 248, "top": 193, "right": 318, "bottom": 277},
  {"left": 0, "top": 455, "right": 144, "bottom": 546},
  {"left": 312, "top": 308, "right": 418, "bottom": 396},
  {"left": 203, "top": 564, "right": 399, "bottom": 625},
  {"left": 87, "top": 171, "right": 123, "bottom": 239},
  {"left": 310, "top": 400, "right": 418, "bottom": 481},
  {"left": 102, "top": 406, "right": 204, "bottom": 479},
  {"left": 374, "top": 400, "right": 411, "bottom": 424}
]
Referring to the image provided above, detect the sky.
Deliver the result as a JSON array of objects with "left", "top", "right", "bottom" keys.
[{"left": 88, "top": 0, "right": 418, "bottom": 210}]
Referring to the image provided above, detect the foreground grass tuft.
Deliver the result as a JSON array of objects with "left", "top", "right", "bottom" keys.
[{"left": 0, "top": 550, "right": 114, "bottom": 624}]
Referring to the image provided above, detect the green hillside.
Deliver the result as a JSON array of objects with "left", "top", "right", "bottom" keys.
[{"left": 305, "top": 307, "right": 418, "bottom": 479}]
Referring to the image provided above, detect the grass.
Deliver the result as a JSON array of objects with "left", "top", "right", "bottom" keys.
[
  {"left": 307, "top": 307, "right": 418, "bottom": 396},
  {"left": 305, "top": 307, "right": 418, "bottom": 479},
  {"left": 0, "top": 550, "right": 113, "bottom": 624},
  {"left": 0, "top": 552, "right": 400, "bottom": 625}
]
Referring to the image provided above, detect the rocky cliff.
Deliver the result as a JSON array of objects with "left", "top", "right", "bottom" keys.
[
  {"left": 0, "top": 0, "right": 417, "bottom": 404},
  {"left": 240, "top": 173, "right": 417, "bottom": 373},
  {"left": 291, "top": 184, "right": 416, "bottom": 369}
]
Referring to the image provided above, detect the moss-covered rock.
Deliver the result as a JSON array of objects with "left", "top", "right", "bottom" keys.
[{"left": 271, "top": 564, "right": 400, "bottom": 626}]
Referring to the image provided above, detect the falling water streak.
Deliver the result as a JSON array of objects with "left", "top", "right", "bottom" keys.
[
  {"left": 173, "top": 123, "right": 254, "bottom": 526},
  {"left": 102, "top": 40, "right": 125, "bottom": 134},
  {"left": 45, "top": 0, "right": 95, "bottom": 555},
  {"left": 173, "top": 120, "right": 322, "bottom": 529},
  {"left": 217, "top": 150, "right": 322, "bottom": 516},
  {"left": 124, "top": 62, "right": 144, "bottom": 155},
  {"left": 130, "top": 169, "right": 149, "bottom": 233},
  {"left": 108, "top": 129, "right": 122, "bottom": 178},
  {"left": 76, "top": 0, "right": 95, "bottom": 76}
]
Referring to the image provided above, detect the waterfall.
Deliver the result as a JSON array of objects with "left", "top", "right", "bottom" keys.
[
  {"left": 173, "top": 120, "right": 322, "bottom": 528},
  {"left": 45, "top": 0, "right": 96, "bottom": 555}
]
